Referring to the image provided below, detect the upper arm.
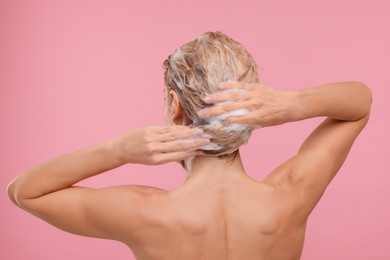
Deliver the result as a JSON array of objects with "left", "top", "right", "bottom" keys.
[
  {"left": 263, "top": 114, "right": 370, "bottom": 215},
  {"left": 15, "top": 185, "right": 145, "bottom": 241}
]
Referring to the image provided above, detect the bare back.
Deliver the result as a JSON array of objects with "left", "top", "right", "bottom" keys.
[{"left": 122, "top": 174, "right": 306, "bottom": 260}]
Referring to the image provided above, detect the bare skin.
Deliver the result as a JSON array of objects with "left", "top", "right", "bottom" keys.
[{"left": 7, "top": 81, "right": 372, "bottom": 260}]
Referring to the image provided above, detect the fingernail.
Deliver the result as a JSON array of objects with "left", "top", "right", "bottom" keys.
[
  {"left": 203, "top": 95, "right": 213, "bottom": 103},
  {"left": 218, "top": 84, "right": 227, "bottom": 90},
  {"left": 197, "top": 109, "right": 208, "bottom": 118},
  {"left": 193, "top": 128, "right": 203, "bottom": 136},
  {"left": 202, "top": 138, "right": 210, "bottom": 144}
]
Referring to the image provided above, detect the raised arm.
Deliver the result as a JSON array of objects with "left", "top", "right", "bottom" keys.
[
  {"left": 263, "top": 82, "right": 371, "bottom": 200},
  {"left": 7, "top": 126, "right": 209, "bottom": 239},
  {"left": 199, "top": 81, "right": 372, "bottom": 215}
]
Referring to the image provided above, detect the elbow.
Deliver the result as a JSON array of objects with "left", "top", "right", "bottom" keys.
[
  {"left": 349, "top": 81, "right": 373, "bottom": 118},
  {"left": 7, "top": 178, "right": 26, "bottom": 208},
  {"left": 6, "top": 179, "right": 19, "bottom": 207},
  {"left": 353, "top": 81, "right": 373, "bottom": 109}
]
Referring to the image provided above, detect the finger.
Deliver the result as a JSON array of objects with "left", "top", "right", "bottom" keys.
[
  {"left": 198, "top": 101, "right": 250, "bottom": 118},
  {"left": 224, "top": 113, "right": 260, "bottom": 127},
  {"left": 203, "top": 91, "right": 251, "bottom": 104},
  {"left": 218, "top": 82, "right": 259, "bottom": 91},
  {"left": 223, "top": 115, "right": 250, "bottom": 125},
  {"left": 159, "top": 127, "right": 204, "bottom": 142},
  {"left": 158, "top": 137, "right": 210, "bottom": 153},
  {"left": 157, "top": 125, "right": 191, "bottom": 134},
  {"left": 154, "top": 150, "right": 201, "bottom": 164}
]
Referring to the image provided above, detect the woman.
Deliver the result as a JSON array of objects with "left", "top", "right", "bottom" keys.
[{"left": 7, "top": 32, "right": 372, "bottom": 259}]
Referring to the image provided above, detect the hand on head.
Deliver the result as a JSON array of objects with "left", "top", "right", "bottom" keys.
[
  {"left": 114, "top": 126, "right": 210, "bottom": 165},
  {"left": 198, "top": 82, "right": 291, "bottom": 128}
]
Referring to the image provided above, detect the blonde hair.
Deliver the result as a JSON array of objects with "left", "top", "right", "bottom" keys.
[{"left": 163, "top": 31, "right": 259, "bottom": 157}]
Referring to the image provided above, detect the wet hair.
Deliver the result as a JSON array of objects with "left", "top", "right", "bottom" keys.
[{"left": 163, "top": 31, "right": 259, "bottom": 157}]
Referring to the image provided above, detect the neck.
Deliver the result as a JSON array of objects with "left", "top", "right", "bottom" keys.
[{"left": 183, "top": 151, "right": 248, "bottom": 185}]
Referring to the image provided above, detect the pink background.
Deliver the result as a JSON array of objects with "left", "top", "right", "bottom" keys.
[{"left": 1, "top": 0, "right": 389, "bottom": 259}]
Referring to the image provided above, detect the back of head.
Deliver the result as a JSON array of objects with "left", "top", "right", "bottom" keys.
[{"left": 163, "top": 31, "right": 259, "bottom": 156}]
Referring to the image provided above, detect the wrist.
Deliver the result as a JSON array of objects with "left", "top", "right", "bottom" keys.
[
  {"left": 109, "top": 136, "right": 128, "bottom": 166},
  {"left": 284, "top": 90, "right": 303, "bottom": 123}
]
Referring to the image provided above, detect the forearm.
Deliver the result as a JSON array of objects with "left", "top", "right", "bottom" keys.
[
  {"left": 291, "top": 81, "right": 372, "bottom": 122},
  {"left": 7, "top": 126, "right": 207, "bottom": 206},
  {"left": 8, "top": 139, "right": 123, "bottom": 204}
]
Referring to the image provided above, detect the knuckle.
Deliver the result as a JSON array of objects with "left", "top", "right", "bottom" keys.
[
  {"left": 165, "top": 132, "right": 175, "bottom": 141},
  {"left": 171, "top": 132, "right": 179, "bottom": 140},
  {"left": 230, "top": 93, "right": 239, "bottom": 100},
  {"left": 178, "top": 151, "right": 189, "bottom": 160},
  {"left": 150, "top": 155, "right": 159, "bottom": 164},
  {"left": 221, "top": 106, "right": 230, "bottom": 112},
  {"left": 143, "top": 134, "right": 152, "bottom": 143},
  {"left": 224, "top": 104, "right": 235, "bottom": 111},
  {"left": 251, "top": 113, "right": 262, "bottom": 124},
  {"left": 252, "top": 98, "right": 262, "bottom": 108},
  {"left": 176, "top": 142, "right": 185, "bottom": 151},
  {"left": 145, "top": 142, "right": 156, "bottom": 153},
  {"left": 142, "top": 130, "right": 153, "bottom": 142}
]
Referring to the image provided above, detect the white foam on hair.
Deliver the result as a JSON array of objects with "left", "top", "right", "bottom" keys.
[
  {"left": 176, "top": 81, "right": 184, "bottom": 90},
  {"left": 196, "top": 86, "right": 251, "bottom": 151},
  {"left": 204, "top": 87, "right": 250, "bottom": 130},
  {"left": 200, "top": 142, "right": 222, "bottom": 151},
  {"left": 171, "top": 49, "right": 186, "bottom": 90},
  {"left": 181, "top": 132, "right": 223, "bottom": 152},
  {"left": 204, "top": 109, "right": 249, "bottom": 130},
  {"left": 171, "top": 48, "right": 185, "bottom": 61},
  {"left": 202, "top": 107, "right": 249, "bottom": 136}
]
